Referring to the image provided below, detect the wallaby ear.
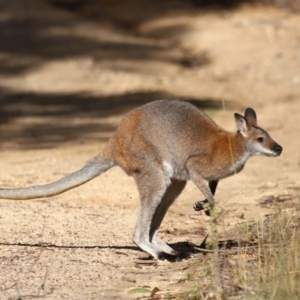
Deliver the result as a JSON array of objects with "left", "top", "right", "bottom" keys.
[
  {"left": 234, "top": 113, "right": 249, "bottom": 136},
  {"left": 244, "top": 107, "right": 257, "bottom": 126}
]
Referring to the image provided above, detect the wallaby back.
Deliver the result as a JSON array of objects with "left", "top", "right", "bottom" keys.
[{"left": 111, "top": 100, "right": 229, "bottom": 179}]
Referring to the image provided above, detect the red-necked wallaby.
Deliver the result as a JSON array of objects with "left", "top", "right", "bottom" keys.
[{"left": 0, "top": 100, "right": 282, "bottom": 260}]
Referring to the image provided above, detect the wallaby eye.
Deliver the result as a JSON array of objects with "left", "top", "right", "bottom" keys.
[{"left": 257, "top": 137, "right": 264, "bottom": 143}]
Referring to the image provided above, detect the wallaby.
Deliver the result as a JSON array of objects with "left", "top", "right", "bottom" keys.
[{"left": 0, "top": 100, "right": 282, "bottom": 260}]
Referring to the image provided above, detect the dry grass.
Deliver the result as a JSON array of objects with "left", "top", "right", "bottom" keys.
[{"left": 175, "top": 197, "right": 300, "bottom": 300}]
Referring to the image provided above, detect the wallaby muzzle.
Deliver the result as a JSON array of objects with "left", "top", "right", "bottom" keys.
[{"left": 273, "top": 143, "right": 283, "bottom": 156}]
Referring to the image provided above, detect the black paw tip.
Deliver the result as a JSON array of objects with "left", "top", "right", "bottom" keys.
[
  {"left": 193, "top": 201, "right": 205, "bottom": 211},
  {"left": 204, "top": 209, "right": 211, "bottom": 216}
]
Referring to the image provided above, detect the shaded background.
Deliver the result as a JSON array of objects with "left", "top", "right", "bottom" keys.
[{"left": 0, "top": 0, "right": 299, "bottom": 149}]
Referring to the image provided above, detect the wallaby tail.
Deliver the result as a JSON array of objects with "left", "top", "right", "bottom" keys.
[{"left": 0, "top": 144, "right": 115, "bottom": 200}]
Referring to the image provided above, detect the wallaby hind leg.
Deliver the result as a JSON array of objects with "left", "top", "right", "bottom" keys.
[
  {"left": 150, "top": 179, "right": 188, "bottom": 260},
  {"left": 133, "top": 169, "right": 188, "bottom": 260},
  {"left": 132, "top": 169, "right": 170, "bottom": 259},
  {"left": 193, "top": 181, "right": 218, "bottom": 216}
]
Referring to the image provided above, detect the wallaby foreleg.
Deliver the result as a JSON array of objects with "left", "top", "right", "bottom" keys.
[
  {"left": 193, "top": 180, "right": 218, "bottom": 215},
  {"left": 187, "top": 160, "right": 216, "bottom": 214}
]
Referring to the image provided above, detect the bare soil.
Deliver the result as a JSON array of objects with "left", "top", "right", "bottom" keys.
[{"left": 0, "top": 1, "right": 299, "bottom": 299}]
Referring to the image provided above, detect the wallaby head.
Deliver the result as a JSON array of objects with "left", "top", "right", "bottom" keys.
[{"left": 234, "top": 107, "right": 282, "bottom": 158}]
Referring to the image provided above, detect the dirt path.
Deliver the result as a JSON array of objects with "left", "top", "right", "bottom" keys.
[{"left": 0, "top": 1, "right": 299, "bottom": 299}]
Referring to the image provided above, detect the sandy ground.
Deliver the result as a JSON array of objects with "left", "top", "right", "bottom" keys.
[{"left": 0, "top": 1, "right": 299, "bottom": 299}]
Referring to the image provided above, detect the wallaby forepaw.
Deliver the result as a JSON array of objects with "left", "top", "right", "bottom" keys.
[
  {"left": 193, "top": 200, "right": 211, "bottom": 216},
  {"left": 193, "top": 200, "right": 205, "bottom": 211}
]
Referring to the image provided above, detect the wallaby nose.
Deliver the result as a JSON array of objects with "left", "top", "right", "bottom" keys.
[{"left": 274, "top": 144, "right": 283, "bottom": 156}]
